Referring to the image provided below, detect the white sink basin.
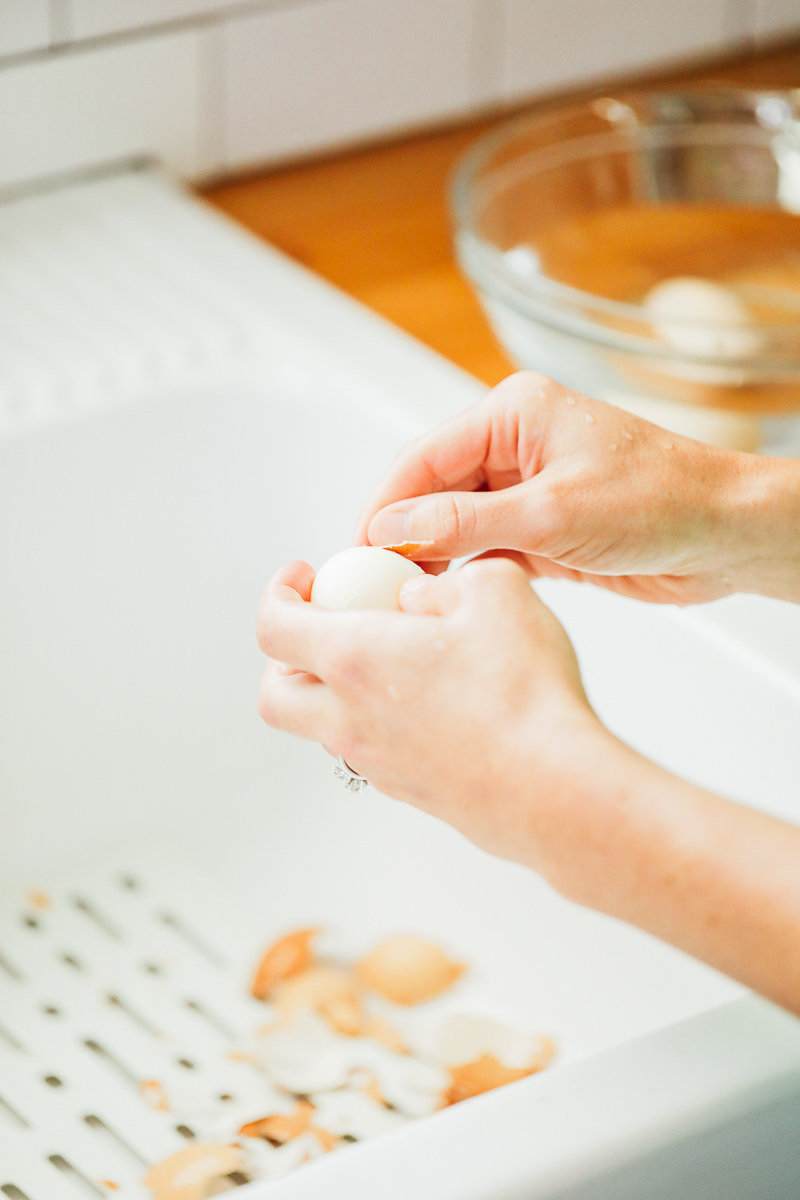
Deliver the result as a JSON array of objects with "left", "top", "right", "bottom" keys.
[{"left": 1, "top": 170, "right": 799, "bottom": 1200}]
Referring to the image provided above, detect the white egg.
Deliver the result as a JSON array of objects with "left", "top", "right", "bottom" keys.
[
  {"left": 310, "top": 546, "right": 424, "bottom": 612},
  {"left": 644, "top": 276, "right": 763, "bottom": 360}
]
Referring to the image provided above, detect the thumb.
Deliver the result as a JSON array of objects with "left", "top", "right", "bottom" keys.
[
  {"left": 368, "top": 487, "right": 530, "bottom": 561},
  {"left": 397, "top": 571, "right": 461, "bottom": 616}
]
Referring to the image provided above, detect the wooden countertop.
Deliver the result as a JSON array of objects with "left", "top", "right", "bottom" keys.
[{"left": 203, "top": 41, "right": 800, "bottom": 388}]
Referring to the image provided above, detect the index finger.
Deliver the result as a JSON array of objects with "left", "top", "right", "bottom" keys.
[
  {"left": 256, "top": 560, "right": 339, "bottom": 675},
  {"left": 354, "top": 400, "right": 492, "bottom": 548}
]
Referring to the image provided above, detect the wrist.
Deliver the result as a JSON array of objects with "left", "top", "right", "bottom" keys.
[
  {"left": 512, "top": 705, "right": 637, "bottom": 893},
  {"left": 718, "top": 452, "right": 800, "bottom": 602}
]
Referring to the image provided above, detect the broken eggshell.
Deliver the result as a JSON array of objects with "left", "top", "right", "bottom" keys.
[
  {"left": 143, "top": 1144, "right": 245, "bottom": 1200},
  {"left": 254, "top": 1011, "right": 354, "bottom": 1093},
  {"left": 273, "top": 964, "right": 361, "bottom": 1032},
  {"left": 437, "top": 1013, "right": 556, "bottom": 1071},
  {"left": 251, "top": 928, "right": 319, "bottom": 1000},
  {"left": 310, "top": 547, "right": 424, "bottom": 612},
  {"left": 444, "top": 1045, "right": 555, "bottom": 1107},
  {"left": 357, "top": 935, "right": 464, "bottom": 1005}
]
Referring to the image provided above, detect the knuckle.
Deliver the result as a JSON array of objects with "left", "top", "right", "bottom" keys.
[
  {"left": 427, "top": 492, "right": 477, "bottom": 549},
  {"left": 472, "top": 556, "right": 523, "bottom": 587},
  {"left": 336, "top": 729, "right": 368, "bottom": 770},
  {"left": 534, "top": 478, "right": 575, "bottom": 547},
  {"left": 321, "top": 642, "right": 366, "bottom": 690},
  {"left": 257, "top": 678, "right": 282, "bottom": 730}
]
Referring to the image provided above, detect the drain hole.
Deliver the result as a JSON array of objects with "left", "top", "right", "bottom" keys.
[
  {"left": 42, "top": 1006, "right": 60, "bottom": 1017},
  {"left": 82, "top": 1040, "right": 139, "bottom": 1087},
  {"left": 84, "top": 1115, "right": 148, "bottom": 1167},
  {"left": 2, "top": 1186, "right": 32, "bottom": 1199},
  {"left": 0, "top": 1094, "right": 28, "bottom": 1128},
  {"left": 185, "top": 998, "right": 235, "bottom": 1040},
  {"left": 106, "top": 993, "right": 160, "bottom": 1037},
  {"left": 21, "top": 915, "right": 40, "bottom": 931},
  {"left": 175, "top": 1125, "right": 195, "bottom": 1140},
  {"left": 48, "top": 1155, "right": 105, "bottom": 1198},
  {"left": 142, "top": 962, "right": 162, "bottom": 975},
  {"left": 228, "top": 1173, "right": 250, "bottom": 1186},
  {"left": 60, "top": 952, "right": 83, "bottom": 972},
  {"left": 158, "top": 911, "right": 224, "bottom": 966},
  {"left": 43, "top": 1075, "right": 63, "bottom": 1089},
  {"left": 72, "top": 897, "right": 120, "bottom": 939},
  {"left": 177, "top": 1058, "right": 195, "bottom": 1070},
  {"left": 219, "top": 1093, "right": 234, "bottom": 1102},
  {"left": 119, "top": 875, "right": 139, "bottom": 891},
  {"left": 0, "top": 951, "right": 22, "bottom": 981}
]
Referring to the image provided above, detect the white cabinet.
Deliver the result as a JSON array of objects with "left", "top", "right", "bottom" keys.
[{"left": 221, "top": 0, "right": 478, "bottom": 171}]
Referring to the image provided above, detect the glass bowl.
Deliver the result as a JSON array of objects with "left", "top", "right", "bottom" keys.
[{"left": 451, "top": 88, "right": 800, "bottom": 452}]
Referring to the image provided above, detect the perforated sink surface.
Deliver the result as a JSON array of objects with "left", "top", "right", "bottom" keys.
[{"left": 0, "top": 852, "right": 281, "bottom": 1198}]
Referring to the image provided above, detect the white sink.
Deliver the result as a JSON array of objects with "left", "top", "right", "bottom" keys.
[{"left": 1, "top": 170, "right": 799, "bottom": 1200}]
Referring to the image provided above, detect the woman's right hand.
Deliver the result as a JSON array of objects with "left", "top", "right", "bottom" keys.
[{"left": 356, "top": 371, "right": 800, "bottom": 606}]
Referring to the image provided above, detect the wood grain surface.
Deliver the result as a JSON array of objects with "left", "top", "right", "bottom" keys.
[{"left": 203, "top": 41, "right": 800, "bottom": 387}]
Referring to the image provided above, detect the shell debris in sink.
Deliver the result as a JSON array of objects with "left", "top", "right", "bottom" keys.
[{"left": 144, "top": 928, "right": 555, "bottom": 1194}]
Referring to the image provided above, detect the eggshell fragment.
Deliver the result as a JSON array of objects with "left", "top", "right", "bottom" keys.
[
  {"left": 255, "top": 1012, "right": 353, "bottom": 1093},
  {"left": 311, "top": 1127, "right": 340, "bottom": 1152},
  {"left": 380, "top": 540, "right": 436, "bottom": 559},
  {"left": 140, "top": 1079, "right": 170, "bottom": 1112},
  {"left": 273, "top": 965, "right": 362, "bottom": 1034},
  {"left": 357, "top": 936, "right": 464, "bottom": 1005},
  {"left": 312, "top": 1089, "right": 405, "bottom": 1139},
  {"left": 310, "top": 547, "right": 424, "bottom": 612},
  {"left": 143, "top": 1144, "right": 244, "bottom": 1200},
  {"left": 240, "top": 1101, "right": 314, "bottom": 1145},
  {"left": 360, "top": 1016, "right": 407, "bottom": 1055},
  {"left": 251, "top": 928, "right": 318, "bottom": 1000},
  {"left": 444, "top": 1050, "right": 553, "bottom": 1106},
  {"left": 437, "top": 1014, "right": 556, "bottom": 1071}
]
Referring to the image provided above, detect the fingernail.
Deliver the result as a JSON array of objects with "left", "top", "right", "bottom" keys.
[
  {"left": 399, "top": 574, "right": 428, "bottom": 596},
  {"left": 369, "top": 509, "right": 409, "bottom": 546}
]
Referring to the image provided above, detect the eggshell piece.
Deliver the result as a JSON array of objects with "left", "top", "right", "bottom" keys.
[
  {"left": 251, "top": 928, "right": 318, "bottom": 1000},
  {"left": 143, "top": 1144, "right": 244, "bottom": 1200},
  {"left": 310, "top": 547, "right": 424, "bottom": 612},
  {"left": 273, "top": 965, "right": 360, "bottom": 1024},
  {"left": 437, "top": 1014, "right": 556, "bottom": 1071},
  {"left": 444, "top": 1052, "right": 548, "bottom": 1106},
  {"left": 240, "top": 1101, "right": 314, "bottom": 1145},
  {"left": 357, "top": 936, "right": 464, "bottom": 1005},
  {"left": 380, "top": 540, "right": 436, "bottom": 559}
]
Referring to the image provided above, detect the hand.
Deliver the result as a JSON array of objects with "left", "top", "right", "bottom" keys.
[
  {"left": 357, "top": 371, "right": 800, "bottom": 605},
  {"left": 256, "top": 550, "right": 800, "bottom": 1017},
  {"left": 256, "top": 556, "right": 610, "bottom": 871}
]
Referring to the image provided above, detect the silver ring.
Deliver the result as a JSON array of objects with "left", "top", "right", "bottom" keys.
[{"left": 334, "top": 755, "right": 369, "bottom": 793}]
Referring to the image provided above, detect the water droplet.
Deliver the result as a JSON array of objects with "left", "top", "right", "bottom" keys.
[
  {"left": 585, "top": 413, "right": 594, "bottom": 423},
  {"left": 566, "top": 396, "right": 576, "bottom": 406}
]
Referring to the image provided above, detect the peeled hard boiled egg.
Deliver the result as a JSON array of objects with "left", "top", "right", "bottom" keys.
[
  {"left": 310, "top": 546, "right": 424, "bottom": 612},
  {"left": 644, "top": 276, "right": 762, "bottom": 360}
]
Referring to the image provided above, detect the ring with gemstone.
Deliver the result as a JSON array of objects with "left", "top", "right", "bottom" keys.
[{"left": 334, "top": 756, "right": 369, "bottom": 792}]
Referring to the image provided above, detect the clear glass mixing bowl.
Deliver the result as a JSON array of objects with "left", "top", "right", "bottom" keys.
[{"left": 451, "top": 88, "right": 800, "bottom": 452}]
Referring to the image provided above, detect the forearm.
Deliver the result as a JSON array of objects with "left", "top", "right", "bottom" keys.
[
  {"left": 724, "top": 453, "right": 800, "bottom": 603},
  {"left": 532, "top": 728, "right": 800, "bottom": 1014}
]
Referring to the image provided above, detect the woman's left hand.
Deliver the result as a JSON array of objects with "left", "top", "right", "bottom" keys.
[{"left": 256, "top": 556, "right": 608, "bottom": 870}]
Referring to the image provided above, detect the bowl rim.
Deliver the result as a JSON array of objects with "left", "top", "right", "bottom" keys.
[{"left": 449, "top": 85, "right": 800, "bottom": 355}]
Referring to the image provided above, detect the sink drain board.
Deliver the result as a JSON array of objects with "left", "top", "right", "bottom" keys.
[{"left": 0, "top": 853, "right": 274, "bottom": 1199}]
